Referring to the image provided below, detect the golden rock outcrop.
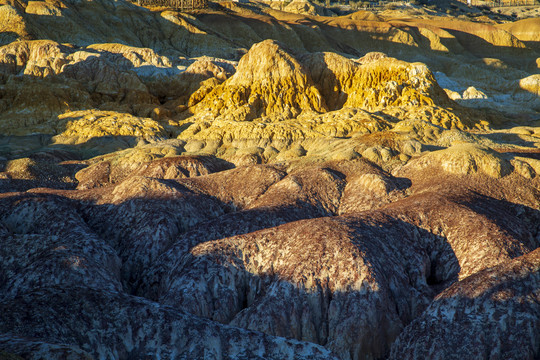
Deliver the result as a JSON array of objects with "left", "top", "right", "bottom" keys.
[{"left": 188, "top": 39, "right": 326, "bottom": 122}]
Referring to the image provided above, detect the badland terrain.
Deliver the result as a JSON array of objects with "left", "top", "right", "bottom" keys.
[{"left": 0, "top": 0, "right": 539, "bottom": 358}]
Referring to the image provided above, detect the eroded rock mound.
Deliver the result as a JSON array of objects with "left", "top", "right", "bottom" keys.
[
  {"left": 0, "top": 1, "right": 539, "bottom": 358},
  {"left": 389, "top": 248, "right": 540, "bottom": 360},
  {"left": 76, "top": 152, "right": 233, "bottom": 189},
  {"left": 0, "top": 334, "right": 95, "bottom": 360},
  {"left": 0, "top": 193, "right": 122, "bottom": 299},
  {"left": 189, "top": 39, "right": 327, "bottom": 121},
  {"left": 158, "top": 215, "right": 434, "bottom": 360}
]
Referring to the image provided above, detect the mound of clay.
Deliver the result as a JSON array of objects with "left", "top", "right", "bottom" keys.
[
  {"left": 348, "top": 10, "right": 383, "bottom": 22},
  {"left": 74, "top": 140, "right": 187, "bottom": 188},
  {"left": 497, "top": 17, "right": 540, "bottom": 43},
  {"left": 403, "top": 143, "right": 513, "bottom": 178},
  {"left": 53, "top": 110, "right": 166, "bottom": 145}
]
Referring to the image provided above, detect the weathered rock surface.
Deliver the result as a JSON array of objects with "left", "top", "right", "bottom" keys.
[
  {"left": 0, "top": 334, "right": 95, "bottom": 360},
  {"left": 0, "top": 1, "right": 539, "bottom": 359},
  {"left": 76, "top": 152, "right": 233, "bottom": 189},
  {"left": 157, "top": 214, "right": 434, "bottom": 360},
  {"left": 76, "top": 177, "right": 226, "bottom": 288},
  {"left": 389, "top": 248, "right": 540, "bottom": 360},
  {"left": 188, "top": 39, "right": 327, "bottom": 122},
  {"left": 0, "top": 193, "right": 123, "bottom": 299},
  {"left": 0, "top": 286, "right": 338, "bottom": 360},
  {"left": 146, "top": 165, "right": 539, "bottom": 359}
]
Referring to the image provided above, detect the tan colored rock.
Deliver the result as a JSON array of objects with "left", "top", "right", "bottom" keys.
[
  {"left": 405, "top": 143, "right": 513, "bottom": 178},
  {"left": 511, "top": 158, "right": 536, "bottom": 179},
  {"left": 0, "top": 5, "right": 29, "bottom": 45},
  {"left": 52, "top": 110, "right": 166, "bottom": 145},
  {"left": 283, "top": 0, "right": 319, "bottom": 16},
  {"left": 74, "top": 140, "right": 191, "bottom": 188},
  {"left": 462, "top": 86, "right": 488, "bottom": 100},
  {"left": 188, "top": 39, "right": 327, "bottom": 121},
  {"left": 497, "top": 17, "right": 540, "bottom": 43}
]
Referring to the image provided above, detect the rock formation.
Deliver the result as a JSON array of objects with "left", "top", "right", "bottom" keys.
[
  {"left": 390, "top": 248, "right": 540, "bottom": 360},
  {"left": 0, "top": 0, "right": 539, "bottom": 359}
]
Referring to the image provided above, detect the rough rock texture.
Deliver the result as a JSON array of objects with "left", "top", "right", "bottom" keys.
[
  {"left": 157, "top": 215, "right": 434, "bottom": 360},
  {"left": 178, "top": 41, "right": 476, "bottom": 153},
  {"left": 0, "top": 1, "right": 539, "bottom": 359},
  {"left": 0, "top": 335, "right": 95, "bottom": 360},
  {"left": 389, "top": 248, "right": 540, "bottom": 360},
  {"left": 0, "top": 286, "right": 338, "bottom": 360},
  {"left": 188, "top": 39, "right": 327, "bottom": 121},
  {"left": 0, "top": 151, "right": 539, "bottom": 359},
  {"left": 77, "top": 176, "right": 226, "bottom": 288},
  {"left": 0, "top": 193, "right": 123, "bottom": 299},
  {"left": 76, "top": 153, "right": 233, "bottom": 189}
]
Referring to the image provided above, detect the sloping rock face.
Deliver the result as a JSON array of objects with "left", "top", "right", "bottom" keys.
[
  {"left": 0, "top": 193, "right": 123, "bottom": 298},
  {"left": 0, "top": 286, "right": 337, "bottom": 360},
  {"left": 157, "top": 215, "right": 434, "bottom": 360},
  {"left": 0, "top": 178, "right": 338, "bottom": 359},
  {"left": 0, "top": 334, "right": 95, "bottom": 360},
  {"left": 131, "top": 155, "right": 538, "bottom": 360},
  {"left": 389, "top": 248, "right": 540, "bottom": 360},
  {"left": 0, "top": 150, "right": 539, "bottom": 359}
]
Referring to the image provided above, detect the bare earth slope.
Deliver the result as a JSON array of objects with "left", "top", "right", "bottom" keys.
[{"left": 0, "top": 0, "right": 539, "bottom": 359}]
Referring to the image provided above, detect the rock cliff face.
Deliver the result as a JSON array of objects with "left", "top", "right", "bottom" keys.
[{"left": 0, "top": 0, "right": 539, "bottom": 359}]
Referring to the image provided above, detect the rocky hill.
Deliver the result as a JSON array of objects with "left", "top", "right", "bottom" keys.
[{"left": 0, "top": 0, "right": 539, "bottom": 359}]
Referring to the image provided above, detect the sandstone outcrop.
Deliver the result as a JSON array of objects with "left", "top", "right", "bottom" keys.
[{"left": 187, "top": 39, "right": 327, "bottom": 121}]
